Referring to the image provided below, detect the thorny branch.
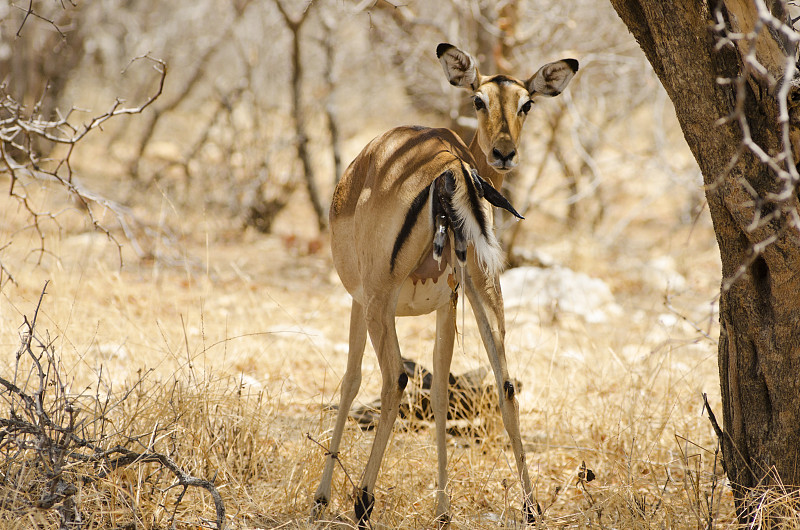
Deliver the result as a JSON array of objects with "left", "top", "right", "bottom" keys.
[
  {"left": 710, "top": 2, "right": 800, "bottom": 291},
  {"left": 0, "top": 55, "right": 167, "bottom": 276},
  {"left": 0, "top": 283, "right": 226, "bottom": 529}
]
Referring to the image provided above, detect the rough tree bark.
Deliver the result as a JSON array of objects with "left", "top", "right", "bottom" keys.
[{"left": 609, "top": 0, "right": 800, "bottom": 523}]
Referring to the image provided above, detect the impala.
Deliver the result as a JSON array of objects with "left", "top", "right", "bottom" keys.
[{"left": 312, "top": 43, "right": 578, "bottom": 527}]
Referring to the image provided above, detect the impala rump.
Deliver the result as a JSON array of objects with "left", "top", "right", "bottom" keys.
[{"left": 390, "top": 158, "right": 523, "bottom": 284}]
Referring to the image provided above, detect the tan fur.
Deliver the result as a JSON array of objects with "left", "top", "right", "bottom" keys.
[{"left": 312, "top": 44, "right": 577, "bottom": 527}]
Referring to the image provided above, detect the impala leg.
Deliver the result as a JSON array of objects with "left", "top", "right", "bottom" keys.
[
  {"left": 464, "top": 273, "right": 536, "bottom": 523},
  {"left": 432, "top": 303, "right": 456, "bottom": 524},
  {"left": 312, "top": 299, "right": 367, "bottom": 519},
  {"left": 354, "top": 300, "right": 406, "bottom": 528}
]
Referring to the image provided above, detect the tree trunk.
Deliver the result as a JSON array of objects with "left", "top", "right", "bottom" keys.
[
  {"left": 274, "top": 0, "right": 327, "bottom": 232},
  {"left": 289, "top": 20, "right": 327, "bottom": 232},
  {"left": 609, "top": 0, "right": 800, "bottom": 522}
]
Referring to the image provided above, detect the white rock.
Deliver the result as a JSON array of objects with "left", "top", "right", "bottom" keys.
[
  {"left": 500, "top": 266, "right": 620, "bottom": 324},
  {"left": 642, "top": 256, "right": 687, "bottom": 292}
]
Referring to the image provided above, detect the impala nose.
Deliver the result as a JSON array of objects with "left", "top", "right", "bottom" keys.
[{"left": 492, "top": 148, "right": 516, "bottom": 165}]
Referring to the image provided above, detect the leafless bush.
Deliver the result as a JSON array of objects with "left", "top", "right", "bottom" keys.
[
  {"left": 0, "top": 283, "right": 226, "bottom": 529},
  {"left": 68, "top": 1, "right": 328, "bottom": 233},
  {"left": 0, "top": 55, "right": 167, "bottom": 285}
]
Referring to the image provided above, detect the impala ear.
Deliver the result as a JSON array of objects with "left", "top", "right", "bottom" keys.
[
  {"left": 437, "top": 43, "right": 480, "bottom": 90},
  {"left": 472, "top": 170, "right": 524, "bottom": 220},
  {"left": 527, "top": 58, "right": 579, "bottom": 97}
]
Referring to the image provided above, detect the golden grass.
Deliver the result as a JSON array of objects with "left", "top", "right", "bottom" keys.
[{"left": 0, "top": 155, "right": 750, "bottom": 529}]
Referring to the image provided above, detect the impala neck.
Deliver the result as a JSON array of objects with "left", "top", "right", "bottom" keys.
[{"left": 468, "top": 132, "right": 505, "bottom": 190}]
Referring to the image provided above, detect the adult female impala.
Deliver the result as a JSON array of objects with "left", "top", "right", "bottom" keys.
[{"left": 312, "top": 43, "right": 577, "bottom": 527}]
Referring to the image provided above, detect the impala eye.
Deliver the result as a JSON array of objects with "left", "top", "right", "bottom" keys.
[
  {"left": 520, "top": 100, "right": 532, "bottom": 115},
  {"left": 473, "top": 96, "right": 486, "bottom": 110}
]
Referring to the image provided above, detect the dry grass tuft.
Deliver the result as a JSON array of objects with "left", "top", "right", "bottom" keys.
[
  {"left": 742, "top": 486, "right": 800, "bottom": 529},
  {"left": 0, "top": 286, "right": 282, "bottom": 529}
]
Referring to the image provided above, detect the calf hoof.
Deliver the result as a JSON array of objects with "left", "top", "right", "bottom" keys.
[{"left": 354, "top": 487, "right": 374, "bottom": 528}]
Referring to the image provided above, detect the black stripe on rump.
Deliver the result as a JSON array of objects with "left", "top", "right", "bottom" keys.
[
  {"left": 462, "top": 164, "right": 487, "bottom": 237},
  {"left": 390, "top": 185, "right": 431, "bottom": 273}
]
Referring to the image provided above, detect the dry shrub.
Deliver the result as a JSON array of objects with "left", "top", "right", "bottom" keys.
[{"left": 0, "top": 286, "right": 279, "bottom": 529}]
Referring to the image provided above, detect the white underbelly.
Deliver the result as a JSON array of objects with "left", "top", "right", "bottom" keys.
[{"left": 395, "top": 269, "right": 455, "bottom": 316}]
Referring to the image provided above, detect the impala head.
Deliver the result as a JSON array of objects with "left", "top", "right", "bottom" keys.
[{"left": 437, "top": 43, "right": 578, "bottom": 172}]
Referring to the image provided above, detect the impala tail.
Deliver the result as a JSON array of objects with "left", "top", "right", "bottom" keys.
[{"left": 432, "top": 162, "right": 524, "bottom": 278}]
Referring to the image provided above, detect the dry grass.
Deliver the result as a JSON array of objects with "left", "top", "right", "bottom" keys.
[{"left": 0, "top": 169, "right": 747, "bottom": 530}]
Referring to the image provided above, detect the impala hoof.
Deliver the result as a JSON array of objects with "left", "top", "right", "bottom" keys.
[
  {"left": 504, "top": 380, "right": 515, "bottom": 400},
  {"left": 354, "top": 487, "right": 374, "bottom": 528},
  {"left": 523, "top": 498, "right": 541, "bottom": 525},
  {"left": 434, "top": 512, "right": 451, "bottom": 528},
  {"left": 310, "top": 495, "right": 328, "bottom": 521}
]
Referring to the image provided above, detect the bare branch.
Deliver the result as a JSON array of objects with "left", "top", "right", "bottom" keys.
[
  {"left": 273, "top": 0, "right": 327, "bottom": 231},
  {"left": 1, "top": 285, "right": 227, "bottom": 529},
  {"left": 12, "top": 0, "right": 68, "bottom": 38},
  {"left": 708, "top": 1, "right": 800, "bottom": 289},
  {"left": 1, "top": 55, "right": 167, "bottom": 272},
  {"left": 274, "top": 0, "right": 314, "bottom": 30},
  {"left": 128, "top": 2, "right": 254, "bottom": 181}
]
